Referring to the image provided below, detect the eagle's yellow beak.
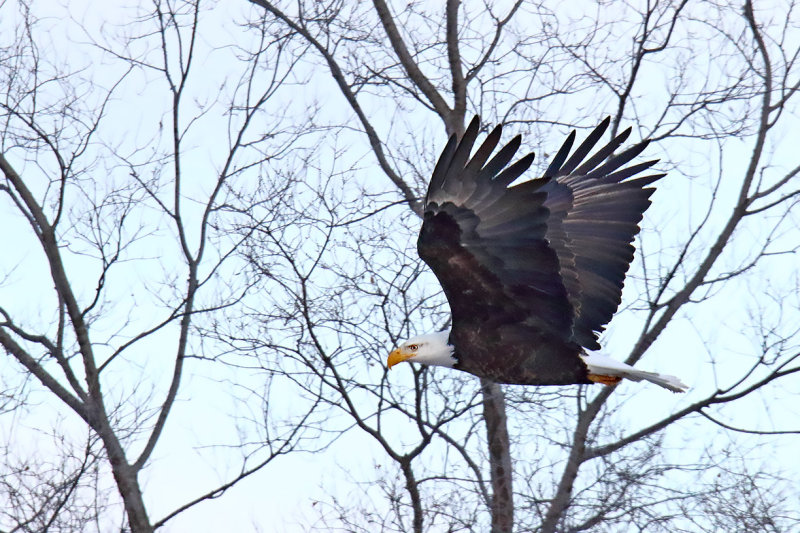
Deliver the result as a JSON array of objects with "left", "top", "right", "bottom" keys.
[{"left": 387, "top": 348, "right": 413, "bottom": 369}]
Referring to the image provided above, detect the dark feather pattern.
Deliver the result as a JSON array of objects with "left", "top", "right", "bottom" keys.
[{"left": 417, "top": 116, "right": 662, "bottom": 385}]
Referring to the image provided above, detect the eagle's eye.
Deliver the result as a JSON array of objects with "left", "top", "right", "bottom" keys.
[{"left": 407, "top": 344, "right": 419, "bottom": 351}]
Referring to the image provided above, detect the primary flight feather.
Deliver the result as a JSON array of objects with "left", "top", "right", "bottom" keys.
[{"left": 388, "top": 116, "right": 686, "bottom": 392}]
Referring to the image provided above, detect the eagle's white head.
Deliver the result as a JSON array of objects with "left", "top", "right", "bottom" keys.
[{"left": 387, "top": 330, "right": 455, "bottom": 369}]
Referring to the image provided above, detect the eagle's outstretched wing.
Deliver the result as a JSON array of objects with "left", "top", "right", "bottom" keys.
[{"left": 418, "top": 116, "right": 662, "bottom": 353}]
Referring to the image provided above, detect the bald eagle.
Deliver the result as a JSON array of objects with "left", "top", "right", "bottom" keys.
[{"left": 388, "top": 117, "right": 686, "bottom": 392}]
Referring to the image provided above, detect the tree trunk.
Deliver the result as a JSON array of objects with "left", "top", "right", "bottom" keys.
[
  {"left": 111, "top": 465, "right": 152, "bottom": 533},
  {"left": 96, "top": 412, "right": 153, "bottom": 532},
  {"left": 481, "top": 379, "right": 513, "bottom": 533}
]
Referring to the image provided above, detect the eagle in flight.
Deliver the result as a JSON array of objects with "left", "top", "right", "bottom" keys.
[{"left": 388, "top": 117, "right": 686, "bottom": 392}]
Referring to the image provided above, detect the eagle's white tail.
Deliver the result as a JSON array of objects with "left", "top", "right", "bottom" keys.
[{"left": 581, "top": 353, "right": 688, "bottom": 393}]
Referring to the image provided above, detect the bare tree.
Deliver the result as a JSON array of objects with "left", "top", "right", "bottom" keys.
[
  {"left": 242, "top": 0, "right": 800, "bottom": 531},
  {"left": 0, "top": 1, "right": 317, "bottom": 530}
]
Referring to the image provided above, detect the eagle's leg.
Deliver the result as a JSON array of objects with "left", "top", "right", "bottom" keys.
[{"left": 588, "top": 374, "right": 622, "bottom": 386}]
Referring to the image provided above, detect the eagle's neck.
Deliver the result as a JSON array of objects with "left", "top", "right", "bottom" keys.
[{"left": 420, "top": 329, "right": 456, "bottom": 368}]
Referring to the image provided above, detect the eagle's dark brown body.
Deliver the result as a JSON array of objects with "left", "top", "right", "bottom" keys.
[
  {"left": 448, "top": 324, "right": 591, "bottom": 386},
  {"left": 417, "top": 117, "right": 662, "bottom": 385}
]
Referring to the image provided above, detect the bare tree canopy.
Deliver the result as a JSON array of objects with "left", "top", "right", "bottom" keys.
[{"left": 1, "top": 0, "right": 799, "bottom": 531}]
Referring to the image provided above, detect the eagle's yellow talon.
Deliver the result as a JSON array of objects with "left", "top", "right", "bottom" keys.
[{"left": 587, "top": 374, "right": 622, "bottom": 386}]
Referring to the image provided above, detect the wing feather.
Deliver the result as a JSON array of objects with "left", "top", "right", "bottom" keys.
[{"left": 556, "top": 117, "right": 611, "bottom": 176}]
